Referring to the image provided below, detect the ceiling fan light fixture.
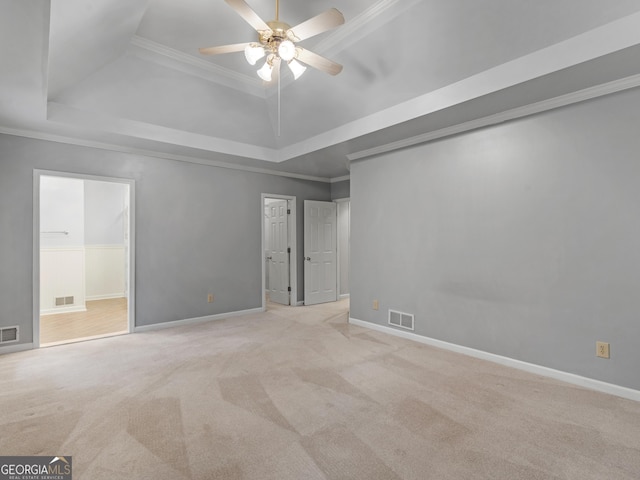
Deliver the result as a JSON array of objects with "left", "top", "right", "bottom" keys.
[
  {"left": 277, "top": 40, "right": 296, "bottom": 62},
  {"left": 199, "top": 0, "right": 345, "bottom": 81},
  {"left": 257, "top": 57, "right": 274, "bottom": 81},
  {"left": 287, "top": 59, "right": 307, "bottom": 80},
  {"left": 244, "top": 43, "right": 265, "bottom": 65}
]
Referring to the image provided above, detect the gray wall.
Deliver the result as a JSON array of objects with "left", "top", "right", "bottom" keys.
[
  {"left": 0, "top": 134, "right": 330, "bottom": 345},
  {"left": 331, "top": 180, "right": 350, "bottom": 200},
  {"left": 350, "top": 88, "right": 640, "bottom": 391}
]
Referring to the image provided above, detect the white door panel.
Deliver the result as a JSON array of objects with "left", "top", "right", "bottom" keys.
[
  {"left": 268, "top": 199, "right": 289, "bottom": 305},
  {"left": 304, "top": 200, "right": 337, "bottom": 305}
]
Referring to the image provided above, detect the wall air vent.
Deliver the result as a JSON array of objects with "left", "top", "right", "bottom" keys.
[
  {"left": 0, "top": 326, "right": 19, "bottom": 344},
  {"left": 388, "top": 309, "right": 414, "bottom": 331}
]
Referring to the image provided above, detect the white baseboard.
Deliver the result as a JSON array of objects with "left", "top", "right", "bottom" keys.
[
  {"left": 86, "top": 293, "right": 126, "bottom": 301},
  {"left": 339, "top": 294, "right": 350, "bottom": 299},
  {"left": 0, "top": 343, "right": 34, "bottom": 355},
  {"left": 349, "top": 317, "right": 640, "bottom": 403},
  {"left": 296, "top": 301, "right": 304, "bottom": 306},
  {"left": 134, "top": 307, "right": 264, "bottom": 333},
  {"left": 40, "top": 305, "right": 87, "bottom": 316}
]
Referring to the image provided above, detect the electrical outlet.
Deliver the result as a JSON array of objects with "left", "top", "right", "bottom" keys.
[
  {"left": 373, "top": 299, "right": 379, "bottom": 310},
  {"left": 596, "top": 341, "right": 610, "bottom": 359},
  {"left": 208, "top": 294, "right": 214, "bottom": 303}
]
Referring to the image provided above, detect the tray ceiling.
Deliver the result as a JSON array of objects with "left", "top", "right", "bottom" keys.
[{"left": 3, "top": 0, "right": 640, "bottom": 180}]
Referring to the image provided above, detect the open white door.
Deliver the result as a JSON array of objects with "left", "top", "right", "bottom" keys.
[
  {"left": 267, "top": 199, "right": 290, "bottom": 305},
  {"left": 304, "top": 200, "right": 337, "bottom": 305}
]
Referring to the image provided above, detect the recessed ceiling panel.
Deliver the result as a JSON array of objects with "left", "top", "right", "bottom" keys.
[
  {"left": 48, "top": 0, "right": 149, "bottom": 98},
  {"left": 53, "top": 54, "right": 278, "bottom": 148}
]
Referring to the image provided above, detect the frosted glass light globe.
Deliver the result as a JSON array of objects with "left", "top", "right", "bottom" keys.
[
  {"left": 257, "top": 60, "right": 273, "bottom": 81},
  {"left": 244, "top": 44, "right": 265, "bottom": 65},
  {"left": 287, "top": 59, "right": 306, "bottom": 80},
  {"left": 278, "top": 40, "right": 296, "bottom": 62}
]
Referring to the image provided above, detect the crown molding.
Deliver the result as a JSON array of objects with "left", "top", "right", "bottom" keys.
[
  {"left": 348, "top": 73, "right": 640, "bottom": 161},
  {"left": 330, "top": 175, "right": 350, "bottom": 183},
  {"left": 129, "top": 35, "right": 266, "bottom": 98},
  {"left": 0, "top": 126, "right": 332, "bottom": 183}
]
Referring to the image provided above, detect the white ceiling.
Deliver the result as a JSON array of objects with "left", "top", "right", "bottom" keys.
[{"left": 3, "top": 0, "right": 640, "bottom": 180}]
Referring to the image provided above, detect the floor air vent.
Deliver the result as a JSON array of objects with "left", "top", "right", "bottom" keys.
[
  {"left": 0, "top": 326, "right": 19, "bottom": 344},
  {"left": 388, "top": 310, "right": 414, "bottom": 331}
]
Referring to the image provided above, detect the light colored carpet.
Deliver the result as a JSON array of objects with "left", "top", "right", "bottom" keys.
[{"left": 1, "top": 299, "right": 639, "bottom": 479}]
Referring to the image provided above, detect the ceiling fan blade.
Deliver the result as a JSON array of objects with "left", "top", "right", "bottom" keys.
[
  {"left": 296, "top": 48, "right": 343, "bottom": 76},
  {"left": 199, "top": 42, "right": 251, "bottom": 55},
  {"left": 287, "top": 8, "right": 345, "bottom": 42},
  {"left": 225, "top": 0, "right": 272, "bottom": 33}
]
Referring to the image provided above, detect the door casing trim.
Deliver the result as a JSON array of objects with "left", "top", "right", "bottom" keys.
[{"left": 33, "top": 169, "right": 136, "bottom": 347}]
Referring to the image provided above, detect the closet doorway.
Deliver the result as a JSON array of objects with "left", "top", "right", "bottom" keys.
[{"left": 33, "top": 171, "right": 135, "bottom": 347}]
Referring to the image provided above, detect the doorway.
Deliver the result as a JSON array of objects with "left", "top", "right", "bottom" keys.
[
  {"left": 262, "top": 194, "right": 297, "bottom": 309},
  {"left": 33, "top": 171, "right": 135, "bottom": 347}
]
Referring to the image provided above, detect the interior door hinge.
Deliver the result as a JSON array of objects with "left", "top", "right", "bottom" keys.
[
  {"left": 287, "top": 247, "right": 291, "bottom": 253},
  {"left": 287, "top": 209, "right": 291, "bottom": 214},
  {"left": 287, "top": 286, "right": 291, "bottom": 292}
]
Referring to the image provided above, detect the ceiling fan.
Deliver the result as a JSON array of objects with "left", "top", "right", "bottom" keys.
[{"left": 199, "top": 0, "right": 345, "bottom": 82}]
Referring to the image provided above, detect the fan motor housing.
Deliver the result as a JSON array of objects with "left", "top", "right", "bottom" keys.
[{"left": 261, "top": 20, "right": 291, "bottom": 45}]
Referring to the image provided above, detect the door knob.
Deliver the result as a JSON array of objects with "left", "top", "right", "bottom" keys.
[
  {"left": 305, "top": 257, "right": 311, "bottom": 261},
  {"left": 266, "top": 256, "right": 272, "bottom": 260}
]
